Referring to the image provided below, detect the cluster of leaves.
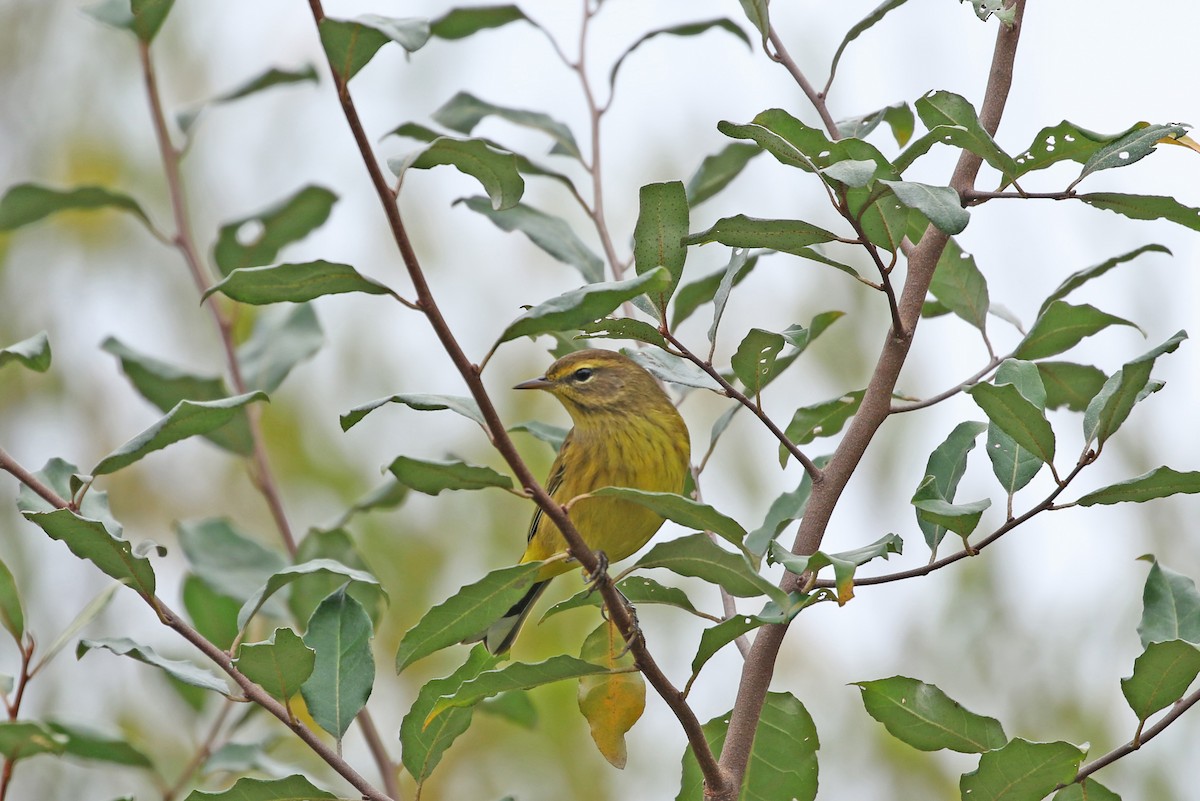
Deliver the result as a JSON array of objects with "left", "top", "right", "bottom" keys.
[{"left": 1, "top": 2, "right": 1199, "bottom": 801}]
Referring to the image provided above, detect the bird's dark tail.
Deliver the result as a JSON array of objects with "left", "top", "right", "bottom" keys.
[{"left": 463, "top": 579, "right": 551, "bottom": 654}]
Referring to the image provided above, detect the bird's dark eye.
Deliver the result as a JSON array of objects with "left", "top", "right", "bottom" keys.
[{"left": 572, "top": 367, "right": 594, "bottom": 382}]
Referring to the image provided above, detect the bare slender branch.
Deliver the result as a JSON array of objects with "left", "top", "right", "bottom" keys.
[
  {"left": 891, "top": 354, "right": 1008, "bottom": 413},
  {"left": 963, "top": 188, "right": 1077, "bottom": 205},
  {"left": 765, "top": 28, "right": 838, "bottom": 139},
  {"left": 0, "top": 446, "right": 71, "bottom": 510},
  {"left": 1070, "top": 683, "right": 1200, "bottom": 785}
]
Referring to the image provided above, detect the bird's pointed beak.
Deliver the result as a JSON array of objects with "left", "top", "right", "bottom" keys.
[{"left": 514, "top": 375, "right": 553, "bottom": 391}]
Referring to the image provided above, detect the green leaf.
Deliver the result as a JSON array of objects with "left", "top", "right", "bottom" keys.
[
  {"left": 736, "top": 0, "right": 770, "bottom": 48},
  {"left": 1052, "top": 779, "right": 1121, "bottom": 801},
  {"left": 0, "top": 721, "right": 66, "bottom": 761},
  {"left": 508, "top": 420, "right": 568, "bottom": 452},
  {"left": 82, "top": 0, "right": 175, "bottom": 42},
  {"left": 22, "top": 509, "right": 155, "bottom": 596},
  {"left": 213, "top": 186, "right": 338, "bottom": 276},
  {"left": 0, "top": 183, "right": 149, "bottom": 232},
  {"left": 731, "top": 328, "right": 785, "bottom": 396},
  {"left": 182, "top": 575, "right": 240, "bottom": 651},
  {"left": 968, "top": 383, "right": 1055, "bottom": 466},
  {"left": 770, "top": 535, "right": 902, "bottom": 604},
  {"left": 820, "top": 158, "right": 879, "bottom": 188},
  {"left": 578, "top": 317, "right": 668, "bottom": 348},
  {"left": 1076, "top": 123, "right": 1189, "bottom": 183},
  {"left": 0, "top": 559, "right": 24, "bottom": 642},
  {"left": 178, "top": 65, "right": 320, "bottom": 134},
  {"left": 588, "top": 487, "right": 748, "bottom": 549},
  {"left": 497, "top": 266, "right": 671, "bottom": 344},
  {"left": 390, "top": 136, "right": 524, "bottom": 211},
  {"left": 29, "top": 583, "right": 121, "bottom": 673},
  {"left": 685, "top": 215, "right": 839, "bottom": 256},
  {"left": 401, "top": 646, "right": 502, "bottom": 787},
  {"left": 984, "top": 360, "right": 1048, "bottom": 494},
  {"left": 1037, "top": 361, "right": 1108, "bottom": 412},
  {"left": 1121, "top": 639, "right": 1200, "bottom": 721},
  {"left": 691, "top": 597, "right": 808, "bottom": 679},
  {"left": 342, "top": 393, "right": 485, "bottom": 431},
  {"left": 458, "top": 196, "right": 603, "bottom": 283},
  {"left": 184, "top": 774, "right": 336, "bottom": 801},
  {"left": 92, "top": 393, "right": 267, "bottom": 476},
  {"left": 541, "top": 575, "right": 704, "bottom": 621},
  {"left": 300, "top": 588, "right": 375, "bottom": 739},
  {"left": 237, "top": 558, "right": 382, "bottom": 631},
  {"left": 289, "top": 529, "right": 385, "bottom": 627},
  {"left": 1038, "top": 244, "right": 1171, "bottom": 317},
  {"left": 177, "top": 518, "right": 287, "bottom": 606},
  {"left": 1076, "top": 466, "right": 1200, "bottom": 507},
  {"left": 396, "top": 562, "right": 544, "bottom": 672},
  {"left": 836, "top": 100, "right": 915, "bottom": 146},
  {"left": 203, "top": 260, "right": 397, "bottom": 304},
  {"left": 627, "top": 348, "right": 723, "bottom": 393},
  {"left": 15, "top": 458, "right": 120, "bottom": 533},
  {"left": 46, "top": 721, "right": 153, "bottom": 767},
  {"left": 577, "top": 620, "right": 645, "bottom": 769},
  {"left": 77, "top": 637, "right": 229, "bottom": 695},
  {"left": 1079, "top": 193, "right": 1200, "bottom": 233},
  {"left": 1016, "top": 301, "right": 1142, "bottom": 360},
  {"left": 878, "top": 179, "right": 969, "bottom": 235},
  {"left": 1006, "top": 121, "right": 1127, "bottom": 186},
  {"left": 678, "top": 692, "right": 818, "bottom": 801},
  {"left": 102, "top": 337, "right": 253, "bottom": 455},
  {"left": 0, "top": 331, "right": 51, "bottom": 373},
  {"left": 779, "top": 390, "right": 865, "bottom": 465},
  {"left": 319, "top": 16, "right": 429, "bottom": 82},
  {"left": 610, "top": 19, "right": 749, "bottom": 95},
  {"left": 929, "top": 238, "right": 989, "bottom": 331},
  {"left": 917, "top": 421, "right": 987, "bottom": 551},
  {"left": 633, "top": 181, "right": 689, "bottom": 313},
  {"left": 914, "top": 90, "right": 1018, "bottom": 180},
  {"left": 235, "top": 628, "right": 315, "bottom": 702},
  {"left": 826, "top": 2, "right": 912, "bottom": 98},
  {"left": 1136, "top": 558, "right": 1200, "bottom": 647},
  {"left": 706, "top": 248, "right": 754, "bottom": 344},
  {"left": 855, "top": 675, "right": 1006, "bottom": 752},
  {"left": 429, "top": 5, "right": 531, "bottom": 40},
  {"left": 745, "top": 455, "right": 831, "bottom": 557},
  {"left": 960, "top": 739, "right": 1086, "bottom": 801},
  {"left": 426, "top": 656, "right": 609, "bottom": 722},
  {"left": 236, "top": 304, "right": 323, "bottom": 393},
  {"left": 911, "top": 477, "right": 990, "bottom": 539},
  {"left": 634, "top": 532, "right": 785, "bottom": 604},
  {"left": 1083, "top": 331, "right": 1187, "bottom": 448},
  {"left": 433, "top": 91, "right": 581, "bottom": 160},
  {"left": 686, "top": 143, "right": 761, "bottom": 206},
  {"left": 387, "top": 455, "right": 512, "bottom": 495}
]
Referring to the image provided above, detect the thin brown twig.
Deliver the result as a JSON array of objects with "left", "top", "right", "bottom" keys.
[
  {"left": 0, "top": 447, "right": 70, "bottom": 510},
  {"left": 305, "top": 0, "right": 727, "bottom": 792},
  {"left": 162, "top": 698, "right": 236, "bottom": 801},
  {"left": 660, "top": 330, "right": 823, "bottom": 481},
  {"left": 711, "top": 5, "right": 1029, "bottom": 798},
  {"left": 890, "top": 353, "right": 1008, "bottom": 413},
  {"left": 766, "top": 28, "right": 838, "bottom": 139},
  {"left": 962, "top": 188, "right": 1077, "bottom": 205}
]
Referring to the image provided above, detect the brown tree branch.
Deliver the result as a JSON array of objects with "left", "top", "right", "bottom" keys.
[
  {"left": 304, "top": 0, "right": 727, "bottom": 791},
  {"left": 711, "top": 5, "right": 1028, "bottom": 797}
]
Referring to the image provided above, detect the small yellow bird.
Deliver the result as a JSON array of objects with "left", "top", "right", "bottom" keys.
[{"left": 472, "top": 348, "right": 691, "bottom": 653}]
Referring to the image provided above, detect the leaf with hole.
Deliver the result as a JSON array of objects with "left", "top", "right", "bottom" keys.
[
  {"left": 1076, "top": 123, "right": 1190, "bottom": 184},
  {"left": 779, "top": 390, "right": 865, "bottom": 465},
  {"left": 213, "top": 186, "right": 337, "bottom": 276}
]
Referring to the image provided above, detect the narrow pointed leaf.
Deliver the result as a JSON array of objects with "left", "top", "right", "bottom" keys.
[
  {"left": 0, "top": 721, "right": 66, "bottom": 761},
  {"left": 917, "top": 421, "right": 987, "bottom": 551},
  {"left": 396, "top": 562, "right": 544, "bottom": 672},
  {"left": 960, "top": 739, "right": 1086, "bottom": 801},
  {"left": 690, "top": 601, "right": 799, "bottom": 679},
  {"left": 915, "top": 90, "right": 1018, "bottom": 180},
  {"left": 628, "top": 348, "right": 723, "bottom": 392},
  {"left": 634, "top": 532, "right": 785, "bottom": 604},
  {"left": 459, "top": 196, "right": 603, "bottom": 282},
  {"left": 968, "top": 383, "right": 1055, "bottom": 465},
  {"left": 1079, "top": 193, "right": 1200, "bottom": 233},
  {"left": 541, "top": 575, "right": 703, "bottom": 621},
  {"left": 92, "top": 393, "right": 267, "bottom": 476},
  {"left": 387, "top": 455, "right": 512, "bottom": 495},
  {"left": 1077, "top": 123, "right": 1189, "bottom": 182},
  {"left": 1137, "top": 558, "right": 1200, "bottom": 647},
  {"left": 678, "top": 692, "right": 818, "bottom": 801},
  {"left": 779, "top": 390, "right": 865, "bottom": 464},
  {"left": 0, "top": 331, "right": 51, "bottom": 373},
  {"left": 0, "top": 560, "right": 24, "bottom": 642},
  {"left": 610, "top": 18, "right": 749, "bottom": 94},
  {"left": 1038, "top": 244, "right": 1171, "bottom": 316},
  {"left": 341, "top": 393, "right": 485, "bottom": 431},
  {"left": 204, "top": 260, "right": 397, "bottom": 304},
  {"left": 0, "top": 183, "right": 150, "bottom": 232},
  {"left": 46, "top": 721, "right": 152, "bottom": 767},
  {"left": 77, "top": 637, "right": 229, "bottom": 695},
  {"left": 1121, "top": 639, "right": 1200, "bottom": 721},
  {"left": 579, "top": 317, "right": 668, "bottom": 348},
  {"left": 301, "top": 589, "right": 374, "bottom": 739},
  {"left": 213, "top": 186, "right": 337, "bottom": 276},
  {"left": 745, "top": 455, "right": 830, "bottom": 556},
  {"left": 497, "top": 266, "right": 670, "bottom": 344},
  {"left": 855, "top": 676, "right": 1006, "bottom": 752},
  {"left": 1037, "top": 361, "right": 1107, "bottom": 412},
  {"left": 1084, "top": 331, "right": 1187, "bottom": 448},
  {"left": 705, "top": 248, "right": 753, "bottom": 343},
  {"left": 22, "top": 510, "right": 154, "bottom": 596},
  {"left": 319, "top": 16, "right": 429, "bottom": 82},
  {"left": 102, "top": 337, "right": 253, "bottom": 455},
  {"left": 433, "top": 91, "right": 581, "bottom": 159},
  {"left": 427, "top": 655, "right": 609, "bottom": 722},
  {"left": 826, "top": 1, "right": 911, "bottom": 97},
  {"left": 1076, "top": 467, "right": 1200, "bottom": 507},
  {"left": 1016, "top": 301, "right": 1142, "bottom": 360},
  {"left": 390, "top": 136, "right": 524, "bottom": 211},
  {"left": 235, "top": 628, "right": 315, "bottom": 702},
  {"left": 685, "top": 215, "right": 839, "bottom": 255},
  {"left": 736, "top": 0, "right": 770, "bottom": 48},
  {"left": 401, "top": 646, "right": 502, "bottom": 786},
  {"left": 589, "top": 487, "right": 747, "bottom": 548},
  {"left": 237, "top": 304, "right": 323, "bottom": 393},
  {"left": 686, "top": 143, "right": 761, "bottom": 205},
  {"left": 429, "top": 5, "right": 531, "bottom": 40},
  {"left": 633, "top": 181, "right": 689, "bottom": 311}
]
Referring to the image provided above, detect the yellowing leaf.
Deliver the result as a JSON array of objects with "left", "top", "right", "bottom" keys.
[
  {"left": 577, "top": 619, "right": 645, "bottom": 769},
  {"left": 1159, "top": 131, "right": 1200, "bottom": 155}
]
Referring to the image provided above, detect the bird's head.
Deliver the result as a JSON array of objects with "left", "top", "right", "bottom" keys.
[{"left": 514, "top": 349, "right": 665, "bottom": 420}]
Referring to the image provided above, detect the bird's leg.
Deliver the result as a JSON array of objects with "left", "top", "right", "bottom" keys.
[{"left": 583, "top": 549, "right": 610, "bottom": 595}]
